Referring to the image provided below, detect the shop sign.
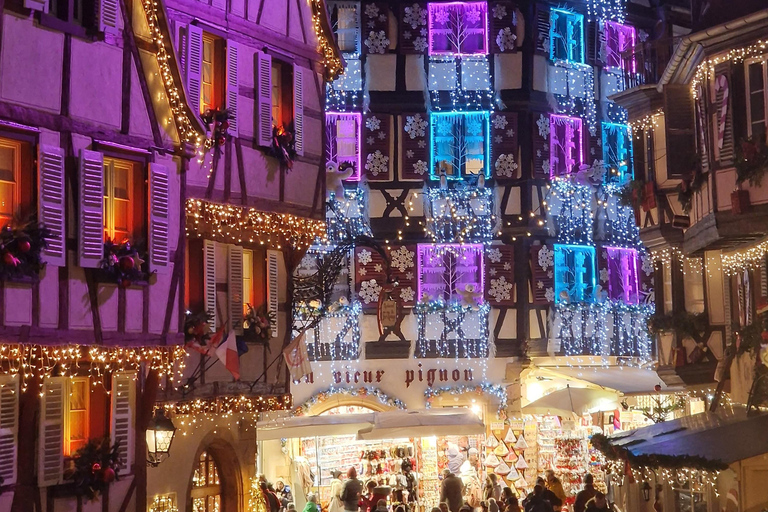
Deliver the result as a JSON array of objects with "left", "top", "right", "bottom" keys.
[{"left": 303, "top": 363, "right": 478, "bottom": 388}]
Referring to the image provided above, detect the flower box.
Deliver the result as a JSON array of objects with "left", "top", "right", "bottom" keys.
[{"left": 731, "top": 189, "right": 751, "bottom": 215}]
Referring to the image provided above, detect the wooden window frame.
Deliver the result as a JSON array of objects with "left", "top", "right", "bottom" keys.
[
  {"left": 270, "top": 60, "right": 294, "bottom": 131},
  {"left": 38, "top": 0, "right": 94, "bottom": 38},
  {"left": 745, "top": 57, "right": 768, "bottom": 142},
  {"left": 102, "top": 155, "right": 146, "bottom": 244},
  {"left": 201, "top": 33, "right": 226, "bottom": 114},
  {"left": 0, "top": 133, "right": 35, "bottom": 227},
  {"left": 329, "top": 1, "right": 361, "bottom": 55},
  {"left": 64, "top": 377, "right": 89, "bottom": 457}
]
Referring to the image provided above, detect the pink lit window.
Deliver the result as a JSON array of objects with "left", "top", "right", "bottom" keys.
[
  {"left": 428, "top": 2, "right": 488, "bottom": 56},
  {"left": 549, "top": 115, "right": 584, "bottom": 177},
  {"left": 325, "top": 112, "right": 362, "bottom": 181},
  {"left": 604, "top": 22, "right": 636, "bottom": 72},
  {"left": 417, "top": 244, "right": 484, "bottom": 303},
  {"left": 605, "top": 247, "right": 639, "bottom": 304}
]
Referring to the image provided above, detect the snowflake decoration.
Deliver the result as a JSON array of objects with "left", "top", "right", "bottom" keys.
[
  {"left": 365, "top": 31, "right": 390, "bottom": 54},
  {"left": 366, "top": 116, "right": 381, "bottom": 131},
  {"left": 404, "top": 114, "right": 427, "bottom": 139},
  {"left": 492, "top": 115, "right": 508, "bottom": 130},
  {"left": 359, "top": 267, "right": 367, "bottom": 276},
  {"left": 489, "top": 268, "right": 497, "bottom": 276},
  {"left": 503, "top": 262, "right": 511, "bottom": 271},
  {"left": 536, "top": 149, "right": 542, "bottom": 158},
  {"left": 465, "top": 7, "right": 481, "bottom": 24},
  {"left": 542, "top": 158, "right": 550, "bottom": 174},
  {"left": 413, "top": 37, "right": 428, "bottom": 53},
  {"left": 366, "top": 150, "right": 389, "bottom": 176},
  {"left": 467, "top": 117, "right": 483, "bottom": 136},
  {"left": 494, "top": 135, "right": 503, "bottom": 144},
  {"left": 412, "top": 160, "right": 427, "bottom": 175},
  {"left": 364, "top": 3, "right": 379, "bottom": 19},
  {"left": 489, "top": 276, "right": 513, "bottom": 302},
  {"left": 400, "top": 287, "right": 415, "bottom": 302},
  {"left": 391, "top": 246, "right": 415, "bottom": 273},
  {"left": 537, "top": 281, "right": 544, "bottom": 289},
  {"left": 488, "top": 248, "right": 502, "bottom": 263},
  {"left": 642, "top": 254, "right": 654, "bottom": 276},
  {"left": 406, "top": 150, "right": 414, "bottom": 159},
  {"left": 433, "top": 8, "right": 449, "bottom": 24},
  {"left": 496, "top": 27, "right": 517, "bottom": 52},
  {"left": 359, "top": 279, "right": 382, "bottom": 304},
  {"left": 506, "top": 128, "right": 515, "bottom": 138},
  {"left": 599, "top": 268, "right": 609, "bottom": 283},
  {"left": 406, "top": 271, "right": 414, "bottom": 281},
  {"left": 378, "top": 14, "right": 386, "bottom": 22},
  {"left": 358, "top": 249, "right": 372, "bottom": 266},
  {"left": 418, "top": 140, "right": 426, "bottom": 148},
  {"left": 590, "top": 147, "right": 596, "bottom": 156},
  {"left": 378, "top": 131, "right": 386, "bottom": 140},
  {"left": 403, "top": 31, "right": 412, "bottom": 40},
  {"left": 495, "top": 154, "right": 518, "bottom": 178},
  {"left": 544, "top": 287, "right": 555, "bottom": 302},
  {"left": 537, "top": 114, "right": 550, "bottom": 138},
  {"left": 538, "top": 245, "right": 554, "bottom": 270},
  {"left": 420, "top": 28, "right": 428, "bottom": 36},
  {"left": 437, "top": 118, "right": 453, "bottom": 136},
  {"left": 642, "top": 283, "right": 647, "bottom": 291},
  {"left": 366, "top": 136, "right": 375, "bottom": 145},
  {"left": 367, "top": 20, "right": 375, "bottom": 28},
  {"left": 492, "top": 4, "right": 507, "bottom": 19},
  {"left": 547, "top": 270, "right": 553, "bottom": 279},
  {"left": 589, "top": 125, "right": 597, "bottom": 137},
  {"left": 374, "top": 264, "right": 382, "bottom": 273},
  {"left": 403, "top": 3, "right": 426, "bottom": 29}
]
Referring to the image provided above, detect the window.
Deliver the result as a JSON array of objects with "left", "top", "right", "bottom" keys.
[
  {"left": 549, "top": 9, "right": 584, "bottom": 63},
  {"left": 191, "top": 451, "right": 221, "bottom": 512},
  {"left": 103, "top": 157, "right": 142, "bottom": 242},
  {"left": 417, "top": 244, "right": 484, "bottom": 303},
  {"left": 684, "top": 258, "right": 705, "bottom": 314},
  {"left": 604, "top": 22, "right": 635, "bottom": 71},
  {"left": 241, "top": 248, "right": 267, "bottom": 315},
  {"left": 663, "top": 262, "right": 673, "bottom": 314},
  {"left": 746, "top": 58, "right": 768, "bottom": 141},
  {"left": 554, "top": 244, "right": 596, "bottom": 304},
  {"left": 604, "top": 247, "right": 639, "bottom": 304},
  {"left": 602, "top": 122, "right": 632, "bottom": 183},
  {"left": 326, "top": 112, "right": 362, "bottom": 181},
  {"left": 0, "top": 137, "right": 25, "bottom": 226},
  {"left": 428, "top": 2, "right": 488, "bottom": 55},
  {"left": 65, "top": 377, "right": 88, "bottom": 456},
  {"left": 243, "top": 249, "right": 253, "bottom": 316},
  {"left": 271, "top": 61, "right": 293, "bottom": 130},
  {"left": 428, "top": 57, "right": 490, "bottom": 92},
  {"left": 330, "top": 2, "right": 361, "bottom": 54},
  {"left": 45, "top": 0, "right": 93, "bottom": 31},
  {"left": 430, "top": 111, "right": 490, "bottom": 180},
  {"left": 550, "top": 115, "right": 584, "bottom": 177},
  {"left": 673, "top": 480, "right": 709, "bottom": 512},
  {"left": 201, "top": 33, "right": 224, "bottom": 114}
]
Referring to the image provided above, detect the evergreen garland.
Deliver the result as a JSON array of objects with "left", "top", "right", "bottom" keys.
[
  {"left": 0, "top": 217, "right": 50, "bottom": 280},
  {"left": 64, "top": 436, "right": 121, "bottom": 501}
]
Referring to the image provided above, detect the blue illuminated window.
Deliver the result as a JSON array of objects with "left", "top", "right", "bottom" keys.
[
  {"left": 430, "top": 111, "right": 490, "bottom": 180},
  {"left": 602, "top": 122, "right": 632, "bottom": 183},
  {"left": 554, "top": 244, "right": 596, "bottom": 304},
  {"left": 549, "top": 9, "right": 584, "bottom": 64}
]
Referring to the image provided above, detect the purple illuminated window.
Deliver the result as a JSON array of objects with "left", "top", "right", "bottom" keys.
[
  {"left": 325, "top": 112, "right": 362, "bottom": 181},
  {"left": 605, "top": 247, "right": 639, "bottom": 304},
  {"left": 549, "top": 115, "right": 584, "bottom": 177},
  {"left": 428, "top": 2, "right": 488, "bottom": 56},
  {"left": 605, "top": 22, "right": 636, "bottom": 72},
  {"left": 417, "top": 244, "right": 484, "bottom": 303}
]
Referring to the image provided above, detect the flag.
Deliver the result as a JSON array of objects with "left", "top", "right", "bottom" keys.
[
  {"left": 215, "top": 330, "right": 240, "bottom": 380},
  {"left": 204, "top": 323, "right": 228, "bottom": 356},
  {"left": 283, "top": 331, "right": 312, "bottom": 382}
]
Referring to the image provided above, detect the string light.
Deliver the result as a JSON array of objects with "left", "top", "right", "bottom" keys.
[
  {"left": 628, "top": 109, "right": 663, "bottom": 134},
  {"left": 424, "top": 383, "right": 508, "bottom": 417},
  {"left": 586, "top": 0, "right": 626, "bottom": 23},
  {"left": 292, "top": 386, "right": 407, "bottom": 416},
  {"left": 423, "top": 185, "right": 496, "bottom": 244},
  {"left": 326, "top": 189, "right": 372, "bottom": 242},
  {"left": 692, "top": 40, "right": 768, "bottom": 98},
  {"left": 186, "top": 199, "right": 327, "bottom": 251},
  {"left": 149, "top": 495, "right": 179, "bottom": 512},
  {"left": 309, "top": 0, "right": 345, "bottom": 81},
  {"left": 163, "top": 394, "right": 291, "bottom": 417},
  {"left": 720, "top": 238, "right": 768, "bottom": 275}
]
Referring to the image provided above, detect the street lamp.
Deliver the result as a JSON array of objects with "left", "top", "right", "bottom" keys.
[
  {"left": 146, "top": 408, "right": 177, "bottom": 466},
  {"left": 642, "top": 481, "right": 652, "bottom": 502}
]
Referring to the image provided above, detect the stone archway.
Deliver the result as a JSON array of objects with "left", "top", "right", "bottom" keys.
[{"left": 188, "top": 435, "right": 243, "bottom": 512}]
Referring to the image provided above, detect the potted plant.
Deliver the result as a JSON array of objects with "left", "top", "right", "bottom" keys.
[{"left": 735, "top": 136, "right": 768, "bottom": 187}]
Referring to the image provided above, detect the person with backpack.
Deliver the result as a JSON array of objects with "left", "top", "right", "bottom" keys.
[
  {"left": 574, "top": 475, "right": 597, "bottom": 512},
  {"left": 341, "top": 467, "right": 364, "bottom": 512}
]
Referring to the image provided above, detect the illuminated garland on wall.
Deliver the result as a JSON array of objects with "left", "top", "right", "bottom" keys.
[
  {"left": 186, "top": 199, "right": 327, "bottom": 251},
  {"left": 326, "top": 189, "right": 373, "bottom": 242},
  {"left": 149, "top": 495, "right": 179, "bottom": 512},
  {"left": 162, "top": 394, "right": 292, "bottom": 417},
  {"left": 140, "top": 0, "right": 204, "bottom": 147},
  {"left": 692, "top": 40, "right": 768, "bottom": 98},
  {"left": 424, "top": 186, "right": 496, "bottom": 244},
  {"left": 0, "top": 344, "right": 185, "bottom": 391},
  {"left": 292, "top": 386, "right": 407, "bottom": 416},
  {"left": 414, "top": 301, "right": 491, "bottom": 359},
  {"left": 720, "top": 239, "right": 768, "bottom": 275},
  {"left": 310, "top": 0, "right": 345, "bottom": 81},
  {"left": 424, "top": 383, "right": 508, "bottom": 416},
  {"left": 304, "top": 301, "right": 362, "bottom": 361},
  {"left": 628, "top": 109, "right": 663, "bottom": 134}
]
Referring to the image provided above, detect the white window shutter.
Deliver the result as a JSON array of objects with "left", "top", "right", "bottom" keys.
[
  {"left": 98, "top": 0, "right": 119, "bottom": 34},
  {"left": 0, "top": 376, "right": 19, "bottom": 486},
  {"left": 226, "top": 41, "right": 240, "bottom": 137},
  {"left": 78, "top": 149, "right": 103, "bottom": 268},
  {"left": 228, "top": 245, "right": 244, "bottom": 335},
  {"left": 38, "top": 145, "right": 66, "bottom": 267},
  {"left": 204, "top": 240, "right": 218, "bottom": 331},
  {"left": 293, "top": 64, "right": 304, "bottom": 156},
  {"left": 267, "top": 250, "right": 280, "bottom": 339},
  {"left": 186, "top": 24, "right": 204, "bottom": 116},
  {"left": 149, "top": 163, "right": 170, "bottom": 275},
  {"left": 111, "top": 373, "right": 134, "bottom": 473},
  {"left": 256, "top": 51, "right": 273, "bottom": 147},
  {"left": 38, "top": 377, "right": 64, "bottom": 487}
]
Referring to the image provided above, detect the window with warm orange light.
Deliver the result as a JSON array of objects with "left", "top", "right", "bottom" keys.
[
  {"left": 0, "top": 138, "right": 22, "bottom": 227},
  {"left": 271, "top": 60, "right": 293, "bottom": 130},
  {"left": 201, "top": 33, "right": 224, "bottom": 114},
  {"left": 66, "top": 377, "right": 89, "bottom": 456},
  {"left": 103, "top": 157, "right": 143, "bottom": 242}
]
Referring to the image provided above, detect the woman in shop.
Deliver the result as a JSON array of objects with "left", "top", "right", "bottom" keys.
[
  {"left": 329, "top": 470, "right": 345, "bottom": 512},
  {"left": 544, "top": 470, "right": 567, "bottom": 508},
  {"left": 341, "top": 467, "right": 364, "bottom": 512}
]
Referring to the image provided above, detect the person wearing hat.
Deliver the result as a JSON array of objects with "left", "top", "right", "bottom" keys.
[{"left": 329, "top": 470, "right": 345, "bottom": 512}]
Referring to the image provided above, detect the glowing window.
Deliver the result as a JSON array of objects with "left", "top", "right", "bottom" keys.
[
  {"left": 554, "top": 244, "right": 596, "bottom": 304},
  {"left": 602, "top": 122, "right": 632, "bottom": 182},
  {"left": 103, "top": 157, "right": 137, "bottom": 243},
  {"left": 428, "top": 2, "right": 488, "bottom": 56},
  {"left": 604, "top": 21, "right": 636, "bottom": 71},
  {"left": 550, "top": 115, "right": 584, "bottom": 177},
  {"left": 605, "top": 247, "right": 639, "bottom": 304},
  {"left": 430, "top": 111, "right": 490, "bottom": 180},
  {"left": 417, "top": 244, "right": 484, "bottom": 303},
  {"left": 549, "top": 9, "right": 584, "bottom": 64}
]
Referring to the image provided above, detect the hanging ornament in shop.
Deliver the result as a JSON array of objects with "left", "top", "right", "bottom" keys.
[
  {"left": 494, "top": 441, "right": 509, "bottom": 457},
  {"left": 505, "top": 466, "right": 520, "bottom": 480},
  {"left": 494, "top": 461, "right": 511, "bottom": 475},
  {"left": 515, "top": 456, "right": 528, "bottom": 470},
  {"left": 514, "top": 477, "right": 528, "bottom": 491},
  {"left": 486, "top": 434, "right": 500, "bottom": 449},
  {"left": 483, "top": 453, "right": 501, "bottom": 467},
  {"left": 504, "top": 429, "right": 517, "bottom": 444},
  {"left": 514, "top": 436, "right": 528, "bottom": 450},
  {"left": 504, "top": 449, "right": 518, "bottom": 463}
]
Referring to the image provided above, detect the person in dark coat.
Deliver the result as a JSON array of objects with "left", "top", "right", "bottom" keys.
[
  {"left": 523, "top": 486, "right": 552, "bottom": 512},
  {"left": 574, "top": 475, "right": 597, "bottom": 512},
  {"left": 524, "top": 479, "right": 561, "bottom": 512},
  {"left": 584, "top": 492, "right": 610, "bottom": 512},
  {"left": 440, "top": 469, "right": 465, "bottom": 512},
  {"left": 341, "top": 467, "right": 364, "bottom": 512}
]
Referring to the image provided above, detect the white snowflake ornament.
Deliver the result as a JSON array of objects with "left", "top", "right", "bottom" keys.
[
  {"left": 495, "top": 154, "right": 518, "bottom": 178},
  {"left": 400, "top": 287, "right": 415, "bottom": 302},
  {"left": 492, "top": 115, "right": 508, "bottom": 130},
  {"left": 359, "top": 279, "right": 382, "bottom": 304},
  {"left": 366, "top": 116, "right": 381, "bottom": 131},
  {"left": 488, "top": 248, "right": 503, "bottom": 263},
  {"left": 391, "top": 246, "right": 415, "bottom": 272},
  {"left": 489, "top": 276, "right": 513, "bottom": 302},
  {"left": 496, "top": 27, "right": 517, "bottom": 52},
  {"left": 365, "top": 150, "right": 389, "bottom": 176},
  {"left": 358, "top": 249, "right": 372, "bottom": 266},
  {"left": 492, "top": 4, "right": 507, "bottom": 19},
  {"left": 365, "top": 30, "right": 390, "bottom": 54},
  {"left": 403, "top": 3, "right": 426, "bottom": 29},
  {"left": 413, "top": 160, "right": 428, "bottom": 175},
  {"left": 404, "top": 114, "right": 427, "bottom": 139}
]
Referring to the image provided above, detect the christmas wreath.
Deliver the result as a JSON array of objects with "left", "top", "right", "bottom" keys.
[
  {"left": 201, "top": 108, "right": 232, "bottom": 150},
  {"left": 676, "top": 168, "right": 705, "bottom": 214},
  {"left": 99, "top": 239, "right": 151, "bottom": 287},
  {"left": 0, "top": 217, "right": 50, "bottom": 280},
  {"left": 64, "top": 436, "right": 121, "bottom": 501},
  {"left": 242, "top": 304, "right": 275, "bottom": 343},
  {"left": 269, "top": 123, "right": 297, "bottom": 170},
  {"left": 184, "top": 310, "right": 215, "bottom": 350}
]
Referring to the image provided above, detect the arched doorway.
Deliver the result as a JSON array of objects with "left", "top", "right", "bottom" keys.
[
  {"left": 191, "top": 451, "right": 221, "bottom": 512},
  {"left": 188, "top": 437, "right": 242, "bottom": 512}
]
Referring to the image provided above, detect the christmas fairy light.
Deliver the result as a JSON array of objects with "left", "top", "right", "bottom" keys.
[
  {"left": 424, "top": 383, "right": 508, "bottom": 417},
  {"left": 692, "top": 40, "right": 768, "bottom": 98},
  {"left": 292, "top": 386, "right": 406, "bottom": 416},
  {"left": 720, "top": 238, "right": 768, "bottom": 275}
]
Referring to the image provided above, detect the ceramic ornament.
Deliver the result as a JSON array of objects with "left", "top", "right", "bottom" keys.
[
  {"left": 486, "top": 434, "right": 500, "bottom": 449},
  {"left": 494, "top": 441, "right": 509, "bottom": 457},
  {"left": 514, "top": 456, "right": 528, "bottom": 470},
  {"left": 514, "top": 436, "right": 529, "bottom": 450},
  {"left": 504, "top": 429, "right": 517, "bottom": 444},
  {"left": 484, "top": 453, "right": 501, "bottom": 467},
  {"left": 505, "top": 466, "right": 520, "bottom": 480},
  {"left": 494, "top": 461, "right": 511, "bottom": 475},
  {"left": 504, "top": 449, "right": 518, "bottom": 463}
]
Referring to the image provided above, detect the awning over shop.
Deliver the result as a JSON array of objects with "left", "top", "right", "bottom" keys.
[
  {"left": 256, "top": 413, "right": 376, "bottom": 440},
  {"left": 522, "top": 385, "right": 619, "bottom": 416},
  {"left": 595, "top": 405, "right": 768, "bottom": 467},
  {"left": 533, "top": 365, "right": 675, "bottom": 394},
  {"left": 356, "top": 409, "right": 485, "bottom": 440}
]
